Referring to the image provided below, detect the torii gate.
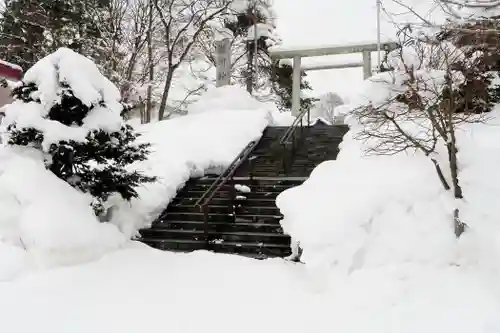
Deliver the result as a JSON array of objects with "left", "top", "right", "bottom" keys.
[{"left": 268, "top": 41, "right": 398, "bottom": 116}]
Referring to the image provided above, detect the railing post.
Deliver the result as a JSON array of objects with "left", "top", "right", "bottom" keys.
[
  {"left": 281, "top": 143, "right": 288, "bottom": 174},
  {"left": 228, "top": 178, "right": 236, "bottom": 223},
  {"left": 201, "top": 205, "right": 210, "bottom": 249},
  {"left": 249, "top": 155, "right": 255, "bottom": 181}
]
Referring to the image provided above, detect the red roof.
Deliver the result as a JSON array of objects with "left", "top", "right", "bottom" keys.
[{"left": 0, "top": 60, "right": 22, "bottom": 81}]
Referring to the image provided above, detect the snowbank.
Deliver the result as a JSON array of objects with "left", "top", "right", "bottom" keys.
[
  {"left": 0, "top": 147, "right": 125, "bottom": 280},
  {"left": 276, "top": 72, "right": 500, "bottom": 330},
  {"left": 111, "top": 86, "right": 287, "bottom": 237},
  {"left": 278, "top": 72, "right": 500, "bottom": 270},
  {"left": 1, "top": 244, "right": 499, "bottom": 333}
]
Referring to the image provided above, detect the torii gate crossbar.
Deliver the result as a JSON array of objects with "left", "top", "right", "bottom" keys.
[{"left": 269, "top": 41, "right": 398, "bottom": 117}]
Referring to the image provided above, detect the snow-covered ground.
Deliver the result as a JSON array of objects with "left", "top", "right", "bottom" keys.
[
  {"left": 1, "top": 74, "right": 499, "bottom": 332},
  {"left": 1, "top": 243, "right": 499, "bottom": 333},
  {"left": 275, "top": 71, "right": 500, "bottom": 332},
  {"left": 0, "top": 84, "right": 292, "bottom": 280}
]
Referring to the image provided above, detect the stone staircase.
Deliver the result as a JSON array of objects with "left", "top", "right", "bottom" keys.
[
  {"left": 140, "top": 177, "right": 302, "bottom": 258},
  {"left": 138, "top": 124, "right": 349, "bottom": 258}
]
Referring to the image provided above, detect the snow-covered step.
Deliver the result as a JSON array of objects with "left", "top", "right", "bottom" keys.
[
  {"left": 140, "top": 229, "right": 290, "bottom": 245},
  {"left": 139, "top": 124, "right": 348, "bottom": 259},
  {"left": 139, "top": 238, "right": 291, "bottom": 258},
  {"left": 149, "top": 220, "right": 285, "bottom": 234}
]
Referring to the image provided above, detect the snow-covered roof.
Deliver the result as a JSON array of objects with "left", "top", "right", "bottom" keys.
[{"left": 0, "top": 59, "right": 22, "bottom": 81}]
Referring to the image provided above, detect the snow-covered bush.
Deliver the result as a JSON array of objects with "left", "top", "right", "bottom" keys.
[{"left": 1, "top": 48, "right": 156, "bottom": 216}]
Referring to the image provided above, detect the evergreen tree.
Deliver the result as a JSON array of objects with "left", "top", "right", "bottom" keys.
[
  {"left": 0, "top": 0, "right": 116, "bottom": 75},
  {"left": 267, "top": 62, "right": 317, "bottom": 115},
  {"left": 3, "top": 48, "right": 155, "bottom": 216},
  {"left": 0, "top": 0, "right": 47, "bottom": 70},
  {"left": 225, "top": 0, "right": 278, "bottom": 94},
  {"left": 226, "top": 1, "right": 316, "bottom": 114},
  {"left": 435, "top": 13, "right": 500, "bottom": 113}
]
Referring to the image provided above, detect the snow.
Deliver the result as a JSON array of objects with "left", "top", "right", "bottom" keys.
[
  {"left": 272, "top": 0, "right": 444, "bottom": 99},
  {"left": 454, "top": 1, "right": 500, "bottom": 19},
  {"left": 110, "top": 86, "right": 287, "bottom": 237},
  {"left": 246, "top": 23, "right": 275, "bottom": 42},
  {"left": 274, "top": 70, "right": 500, "bottom": 332},
  {"left": 23, "top": 48, "right": 121, "bottom": 111},
  {"left": 0, "top": 147, "right": 125, "bottom": 277},
  {"left": 0, "top": 59, "right": 22, "bottom": 72},
  {"left": 234, "top": 184, "right": 251, "bottom": 193},
  {"left": 0, "top": 48, "right": 124, "bottom": 151},
  {"left": 1, "top": 244, "right": 499, "bottom": 333},
  {"left": 0, "top": 83, "right": 290, "bottom": 278},
  {"left": 269, "top": 39, "right": 397, "bottom": 56}
]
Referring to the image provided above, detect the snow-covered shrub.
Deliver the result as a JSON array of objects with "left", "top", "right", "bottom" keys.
[{"left": 1, "top": 48, "right": 156, "bottom": 216}]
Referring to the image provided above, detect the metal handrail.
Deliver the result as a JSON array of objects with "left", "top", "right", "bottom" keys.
[
  {"left": 194, "top": 139, "right": 260, "bottom": 246},
  {"left": 279, "top": 107, "right": 311, "bottom": 145},
  {"left": 194, "top": 140, "right": 259, "bottom": 209},
  {"left": 278, "top": 107, "right": 311, "bottom": 174}
]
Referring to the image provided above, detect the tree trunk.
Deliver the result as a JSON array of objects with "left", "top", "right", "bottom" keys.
[
  {"left": 431, "top": 158, "right": 451, "bottom": 191},
  {"left": 157, "top": 68, "right": 175, "bottom": 121},
  {"left": 246, "top": 40, "right": 254, "bottom": 94},
  {"left": 146, "top": 0, "right": 154, "bottom": 123},
  {"left": 447, "top": 140, "right": 466, "bottom": 238}
]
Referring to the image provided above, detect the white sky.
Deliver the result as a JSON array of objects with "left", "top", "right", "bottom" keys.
[{"left": 273, "top": 0, "right": 443, "bottom": 100}]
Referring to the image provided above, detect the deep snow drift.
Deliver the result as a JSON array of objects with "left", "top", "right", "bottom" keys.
[{"left": 276, "top": 71, "right": 500, "bottom": 331}]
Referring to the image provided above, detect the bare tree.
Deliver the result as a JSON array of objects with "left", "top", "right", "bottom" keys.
[
  {"left": 120, "top": 0, "right": 152, "bottom": 100},
  {"left": 152, "top": 0, "right": 234, "bottom": 121},
  {"left": 352, "top": 23, "right": 498, "bottom": 237}
]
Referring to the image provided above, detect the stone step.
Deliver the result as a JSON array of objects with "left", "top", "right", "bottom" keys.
[
  {"left": 169, "top": 195, "right": 282, "bottom": 208},
  {"left": 140, "top": 229, "right": 290, "bottom": 245},
  {"left": 185, "top": 182, "right": 296, "bottom": 192},
  {"left": 180, "top": 190, "right": 281, "bottom": 200},
  {"left": 167, "top": 204, "right": 281, "bottom": 216},
  {"left": 158, "top": 212, "right": 283, "bottom": 223},
  {"left": 170, "top": 197, "right": 279, "bottom": 207},
  {"left": 151, "top": 220, "right": 284, "bottom": 233},
  {"left": 140, "top": 238, "right": 292, "bottom": 257}
]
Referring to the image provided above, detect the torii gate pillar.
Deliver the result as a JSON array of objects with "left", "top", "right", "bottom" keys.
[{"left": 291, "top": 56, "right": 302, "bottom": 117}]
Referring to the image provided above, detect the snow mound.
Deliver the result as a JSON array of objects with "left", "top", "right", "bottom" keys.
[
  {"left": 23, "top": 47, "right": 121, "bottom": 110},
  {"left": 277, "top": 74, "right": 500, "bottom": 272},
  {"left": 275, "top": 70, "right": 500, "bottom": 331},
  {"left": 0, "top": 243, "right": 27, "bottom": 281},
  {"left": 0, "top": 147, "right": 125, "bottom": 279},
  {"left": 111, "top": 86, "right": 279, "bottom": 237},
  {"left": 188, "top": 85, "right": 268, "bottom": 115}
]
